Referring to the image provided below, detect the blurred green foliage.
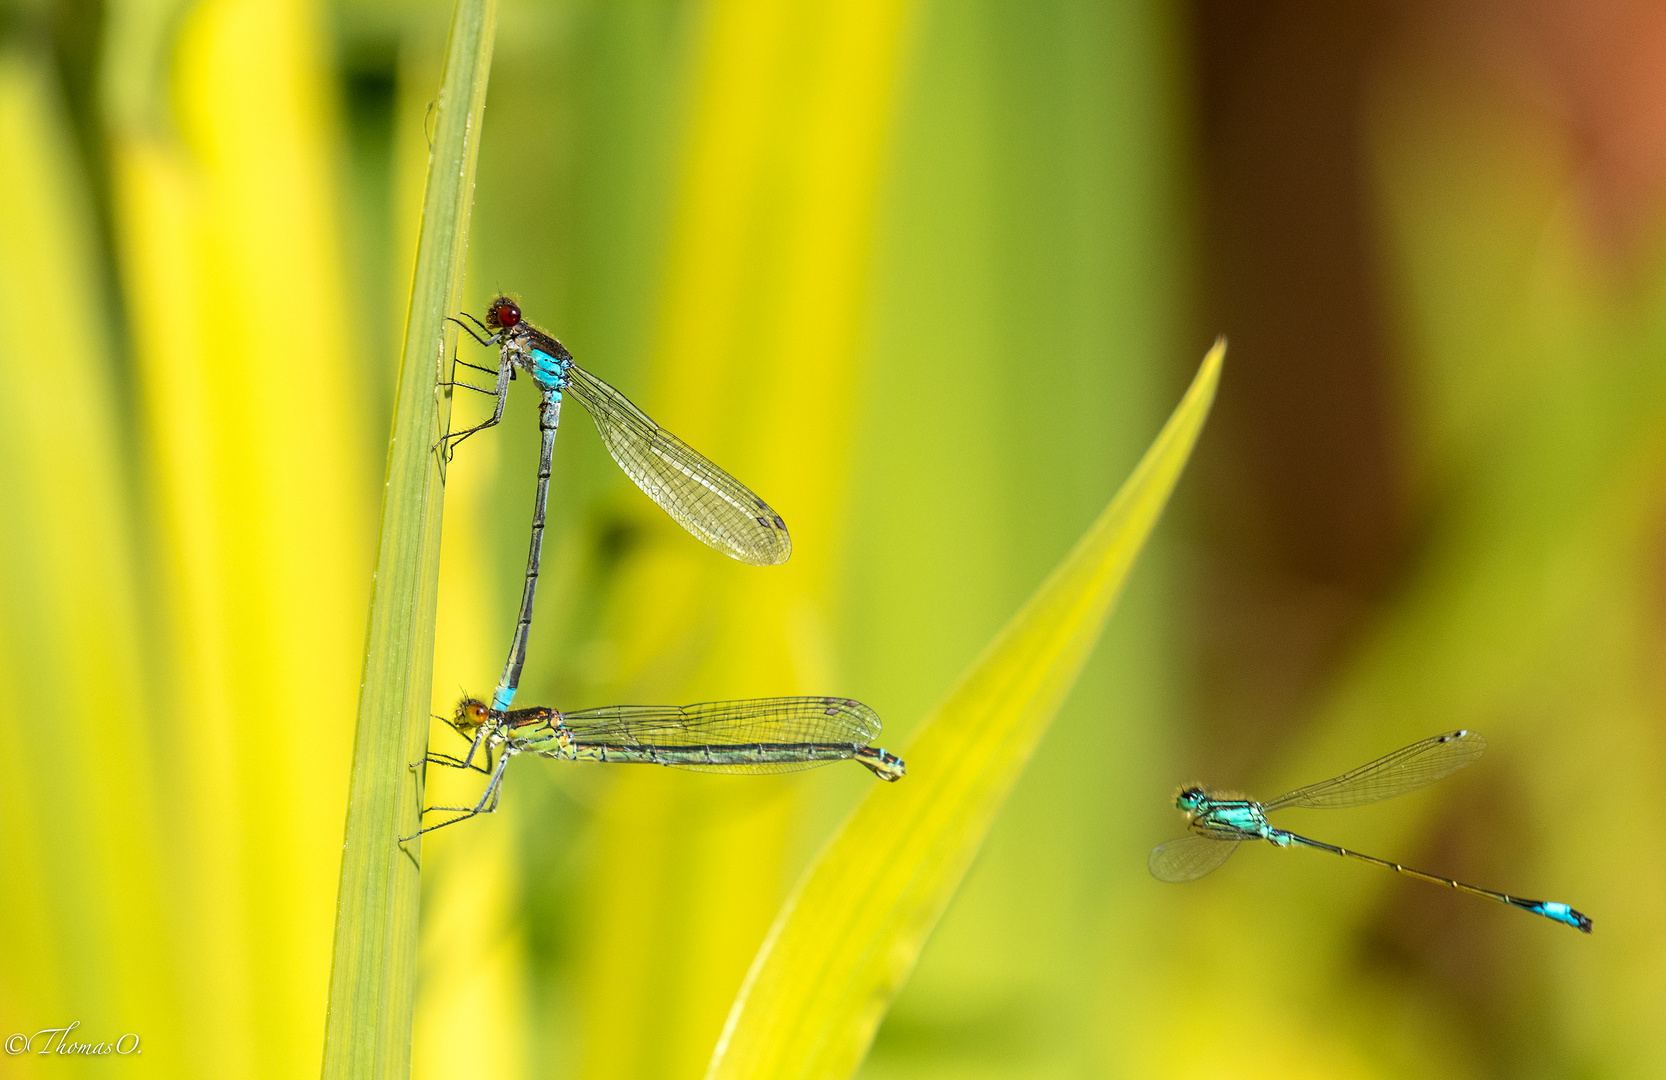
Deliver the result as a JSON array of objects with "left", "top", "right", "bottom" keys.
[{"left": 2, "top": 0, "right": 1662, "bottom": 1076}]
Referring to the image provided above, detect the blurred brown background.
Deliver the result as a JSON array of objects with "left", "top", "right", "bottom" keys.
[{"left": 2, "top": 0, "right": 1662, "bottom": 1075}]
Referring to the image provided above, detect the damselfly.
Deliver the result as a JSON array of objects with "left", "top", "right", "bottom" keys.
[
  {"left": 408, "top": 695, "right": 905, "bottom": 839},
  {"left": 1150, "top": 730, "right": 1591, "bottom": 932},
  {"left": 445, "top": 297, "right": 791, "bottom": 711}
]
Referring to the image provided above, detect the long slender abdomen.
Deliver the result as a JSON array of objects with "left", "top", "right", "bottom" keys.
[{"left": 570, "top": 740, "right": 863, "bottom": 770}]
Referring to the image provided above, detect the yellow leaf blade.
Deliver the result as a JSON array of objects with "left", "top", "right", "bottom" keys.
[
  {"left": 321, "top": 0, "right": 496, "bottom": 1075},
  {"left": 707, "top": 340, "right": 1224, "bottom": 1080}
]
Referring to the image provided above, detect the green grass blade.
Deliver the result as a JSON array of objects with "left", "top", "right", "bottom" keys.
[
  {"left": 320, "top": 0, "right": 497, "bottom": 1075},
  {"left": 707, "top": 340, "right": 1224, "bottom": 1080}
]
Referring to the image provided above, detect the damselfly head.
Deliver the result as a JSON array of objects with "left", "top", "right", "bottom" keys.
[
  {"left": 454, "top": 697, "right": 492, "bottom": 734},
  {"left": 1175, "top": 785, "right": 1207, "bottom": 815},
  {"left": 485, "top": 296, "right": 522, "bottom": 330}
]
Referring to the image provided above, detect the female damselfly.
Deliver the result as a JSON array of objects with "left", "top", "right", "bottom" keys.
[
  {"left": 444, "top": 297, "right": 791, "bottom": 711},
  {"left": 1150, "top": 730, "right": 1591, "bottom": 932},
  {"left": 408, "top": 694, "right": 905, "bottom": 840}
]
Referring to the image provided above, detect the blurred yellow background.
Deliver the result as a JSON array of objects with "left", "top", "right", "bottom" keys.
[{"left": 2, "top": 0, "right": 1663, "bottom": 1076}]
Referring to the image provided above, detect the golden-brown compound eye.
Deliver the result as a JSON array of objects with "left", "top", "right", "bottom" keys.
[
  {"left": 455, "top": 700, "right": 489, "bottom": 730},
  {"left": 486, "top": 297, "right": 521, "bottom": 329}
]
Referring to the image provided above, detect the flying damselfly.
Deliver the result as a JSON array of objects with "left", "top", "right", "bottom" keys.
[{"left": 1150, "top": 730, "right": 1591, "bottom": 932}]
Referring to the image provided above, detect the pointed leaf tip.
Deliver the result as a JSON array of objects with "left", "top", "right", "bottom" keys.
[{"left": 706, "top": 340, "right": 1223, "bottom": 1080}]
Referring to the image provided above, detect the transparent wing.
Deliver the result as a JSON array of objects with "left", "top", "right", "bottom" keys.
[
  {"left": 1262, "top": 729, "right": 1485, "bottom": 812},
  {"left": 565, "top": 362, "right": 791, "bottom": 566},
  {"left": 1149, "top": 835, "right": 1239, "bottom": 882},
  {"left": 562, "top": 696, "right": 878, "bottom": 775}
]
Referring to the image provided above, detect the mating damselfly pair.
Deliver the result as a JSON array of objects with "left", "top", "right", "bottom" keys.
[
  {"left": 1152, "top": 729, "right": 1592, "bottom": 932},
  {"left": 412, "top": 298, "right": 902, "bottom": 841},
  {"left": 446, "top": 297, "right": 792, "bottom": 712}
]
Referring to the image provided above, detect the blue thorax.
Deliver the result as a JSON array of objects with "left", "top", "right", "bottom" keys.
[
  {"left": 529, "top": 347, "right": 569, "bottom": 393},
  {"left": 1189, "top": 797, "right": 1272, "bottom": 841},
  {"left": 503, "top": 325, "right": 573, "bottom": 395}
]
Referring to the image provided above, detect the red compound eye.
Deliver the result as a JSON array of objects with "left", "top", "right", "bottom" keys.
[{"left": 487, "top": 297, "right": 521, "bottom": 329}]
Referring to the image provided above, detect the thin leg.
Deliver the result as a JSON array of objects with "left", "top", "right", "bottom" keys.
[
  {"left": 459, "top": 722, "right": 492, "bottom": 771},
  {"left": 440, "top": 377, "right": 500, "bottom": 398},
  {"left": 454, "top": 743, "right": 510, "bottom": 812},
  {"left": 414, "top": 720, "right": 494, "bottom": 775},
  {"left": 454, "top": 357, "right": 500, "bottom": 377},
  {"left": 438, "top": 338, "right": 505, "bottom": 400},
  {"left": 425, "top": 751, "right": 494, "bottom": 775},
  {"left": 401, "top": 811, "right": 481, "bottom": 840},
  {"left": 401, "top": 750, "right": 513, "bottom": 841},
  {"left": 438, "top": 351, "right": 513, "bottom": 462},
  {"left": 446, "top": 314, "right": 496, "bottom": 347},
  {"left": 446, "top": 719, "right": 493, "bottom": 773}
]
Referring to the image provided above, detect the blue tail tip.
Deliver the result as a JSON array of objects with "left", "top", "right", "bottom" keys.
[{"left": 1537, "top": 901, "right": 1593, "bottom": 933}]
